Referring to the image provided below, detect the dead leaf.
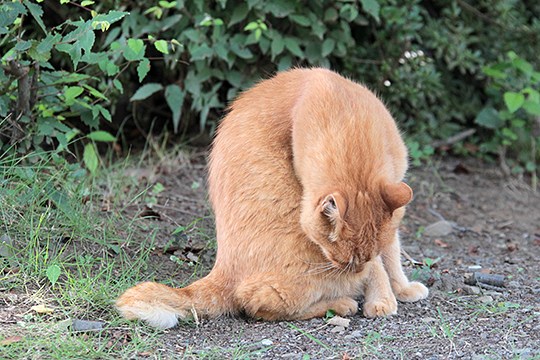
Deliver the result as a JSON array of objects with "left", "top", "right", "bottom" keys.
[
  {"left": 0, "top": 336, "right": 23, "bottom": 346},
  {"left": 342, "top": 353, "right": 352, "bottom": 360},
  {"left": 327, "top": 316, "right": 350, "bottom": 328},
  {"left": 31, "top": 304, "right": 54, "bottom": 314},
  {"left": 434, "top": 239, "right": 449, "bottom": 248},
  {"left": 138, "top": 351, "right": 153, "bottom": 357},
  {"left": 468, "top": 245, "right": 479, "bottom": 256}
]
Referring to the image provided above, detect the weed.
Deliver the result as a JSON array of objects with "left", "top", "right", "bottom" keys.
[{"left": 0, "top": 150, "right": 172, "bottom": 358}]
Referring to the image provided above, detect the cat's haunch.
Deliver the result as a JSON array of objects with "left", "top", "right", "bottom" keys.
[{"left": 116, "top": 68, "right": 429, "bottom": 329}]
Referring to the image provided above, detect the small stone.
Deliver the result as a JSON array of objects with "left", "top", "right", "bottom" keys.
[
  {"left": 421, "top": 317, "right": 437, "bottom": 323},
  {"left": 71, "top": 319, "right": 105, "bottom": 331},
  {"left": 0, "top": 234, "right": 14, "bottom": 257},
  {"left": 327, "top": 316, "right": 351, "bottom": 328},
  {"left": 344, "top": 330, "right": 363, "bottom": 339},
  {"left": 477, "top": 296, "right": 493, "bottom": 304},
  {"left": 462, "top": 285, "right": 481, "bottom": 295},
  {"left": 330, "top": 326, "right": 345, "bottom": 333},
  {"left": 424, "top": 221, "right": 454, "bottom": 237},
  {"left": 260, "top": 339, "right": 273, "bottom": 346}
]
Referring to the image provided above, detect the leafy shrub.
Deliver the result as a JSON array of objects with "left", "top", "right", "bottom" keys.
[
  {"left": 1, "top": 0, "right": 539, "bottom": 175},
  {"left": 0, "top": 1, "right": 179, "bottom": 172},
  {"left": 476, "top": 51, "right": 540, "bottom": 187}
]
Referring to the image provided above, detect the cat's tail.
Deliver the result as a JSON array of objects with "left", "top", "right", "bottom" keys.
[{"left": 115, "top": 274, "right": 233, "bottom": 329}]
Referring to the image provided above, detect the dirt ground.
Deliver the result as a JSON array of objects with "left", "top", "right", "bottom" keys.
[{"left": 138, "top": 155, "right": 539, "bottom": 359}]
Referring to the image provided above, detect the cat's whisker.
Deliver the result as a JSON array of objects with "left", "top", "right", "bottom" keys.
[{"left": 305, "top": 262, "right": 336, "bottom": 275}]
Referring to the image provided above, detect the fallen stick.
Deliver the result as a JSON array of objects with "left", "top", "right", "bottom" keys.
[{"left": 464, "top": 272, "right": 505, "bottom": 288}]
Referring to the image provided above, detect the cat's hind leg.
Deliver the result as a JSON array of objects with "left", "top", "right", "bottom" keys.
[{"left": 234, "top": 274, "right": 356, "bottom": 320}]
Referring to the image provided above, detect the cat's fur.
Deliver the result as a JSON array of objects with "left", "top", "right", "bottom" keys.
[{"left": 116, "top": 68, "right": 429, "bottom": 329}]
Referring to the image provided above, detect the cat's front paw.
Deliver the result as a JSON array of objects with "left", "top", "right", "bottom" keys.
[
  {"left": 396, "top": 281, "right": 429, "bottom": 302},
  {"left": 363, "top": 296, "right": 397, "bottom": 318}
]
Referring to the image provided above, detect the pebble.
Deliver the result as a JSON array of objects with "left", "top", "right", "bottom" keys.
[
  {"left": 330, "top": 326, "right": 345, "bottom": 333},
  {"left": 260, "top": 339, "right": 273, "bottom": 346},
  {"left": 462, "top": 285, "right": 481, "bottom": 295},
  {"left": 344, "top": 330, "right": 363, "bottom": 339},
  {"left": 424, "top": 220, "right": 454, "bottom": 237},
  {"left": 71, "top": 319, "right": 105, "bottom": 331},
  {"left": 477, "top": 296, "right": 494, "bottom": 304}
]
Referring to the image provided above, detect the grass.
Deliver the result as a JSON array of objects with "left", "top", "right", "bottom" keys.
[{"left": 0, "top": 149, "right": 171, "bottom": 359}]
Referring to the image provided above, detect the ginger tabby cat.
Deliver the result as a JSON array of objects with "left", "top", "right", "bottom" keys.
[{"left": 116, "top": 68, "right": 429, "bottom": 329}]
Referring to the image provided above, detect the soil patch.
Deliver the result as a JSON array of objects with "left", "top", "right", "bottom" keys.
[{"left": 139, "top": 157, "right": 540, "bottom": 359}]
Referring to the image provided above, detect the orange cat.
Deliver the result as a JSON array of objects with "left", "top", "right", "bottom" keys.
[{"left": 116, "top": 68, "right": 428, "bottom": 329}]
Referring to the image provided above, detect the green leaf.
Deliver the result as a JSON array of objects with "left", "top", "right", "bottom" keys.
[
  {"left": 360, "top": 0, "right": 380, "bottom": 22},
  {"left": 14, "top": 40, "right": 32, "bottom": 52},
  {"left": 64, "top": 86, "right": 84, "bottom": 104},
  {"left": 482, "top": 65, "right": 507, "bottom": 79},
  {"left": 522, "top": 100, "right": 540, "bottom": 116},
  {"left": 165, "top": 84, "right": 184, "bottom": 133},
  {"left": 46, "top": 264, "right": 61, "bottom": 286},
  {"left": 229, "top": 3, "right": 248, "bottom": 26},
  {"left": 321, "top": 38, "right": 335, "bottom": 57},
  {"left": 79, "top": 27, "right": 96, "bottom": 54},
  {"left": 130, "top": 83, "right": 163, "bottom": 101},
  {"left": 56, "top": 42, "right": 82, "bottom": 69},
  {"left": 290, "top": 15, "right": 311, "bottom": 27},
  {"left": 35, "top": 33, "right": 61, "bottom": 59},
  {"left": 81, "top": 0, "right": 95, "bottom": 6},
  {"left": 340, "top": 4, "right": 359, "bottom": 22},
  {"left": 113, "top": 79, "right": 123, "bottom": 94},
  {"left": 154, "top": 39, "right": 169, "bottom": 54},
  {"left": 92, "top": 10, "right": 128, "bottom": 25},
  {"left": 474, "top": 107, "right": 503, "bottom": 129},
  {"left": 159, "top": 1, "right": 177, "bottom": 9},
  {"left": 123, "top": 38, "right": 146, "bottom": 61},
  {"left": 512, "top": 58, "right": 533, "bottom": 75},
  {"left": 244, "top": 21, "right": 259, "bottom": 31},
  {"left": 284, "top": 37, "right": 303, "bottom": 58},
  {"left": 87, "top": 131, "right": 115, "bottom": 142},
  {"left": 523, "top": 87, "right": 540, "bottom": 103},
  {"left": 190, "top": 43, "right": 213, "bottom": 61},
  {"left": 99, "top": 106, "right": 112, "bottom": 121},
  {"left": 271, "top": 34, "right": 285, "bottom": 59},
  {"left": 83, "top": 143, "right": 99, "bottom": 175},
  {"left": 23, "top": 0, "right": 46, "bottom": 34},
  {"left": 137, "top": 58, "right": 151, "bottom": 82},
  {"left": 504, "top": 92, "right": 525, "bottom": 113}
]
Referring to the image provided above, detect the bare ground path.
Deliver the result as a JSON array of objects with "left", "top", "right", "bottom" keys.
[{"left": 135, "top": 156, "right": 540, "bottom": 359}]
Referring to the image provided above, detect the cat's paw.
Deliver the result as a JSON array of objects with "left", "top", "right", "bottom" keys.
[
  {"left": 396, "top": 281, "right": 429, "bottom": 302},
  {"left": 363, "top": 296, "right": 397, "bottom": 318},
  {"left": 328, "top": 297, "right": 359, "bottom": 317}
]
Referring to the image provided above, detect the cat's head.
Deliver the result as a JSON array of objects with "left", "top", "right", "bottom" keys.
[{"left": 301, "top": 182, "right": 413, "bottom": 273}]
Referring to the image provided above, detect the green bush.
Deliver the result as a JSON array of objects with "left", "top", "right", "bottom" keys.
[{"left": 1, "top": 0, "right": 539, "bottom": 176}]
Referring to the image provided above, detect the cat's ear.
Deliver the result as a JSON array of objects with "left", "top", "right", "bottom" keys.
[
  {"left": 320, "top": 192, "right": 348, "bottom": 220},
  {"left": 381, "top": 182, "right": 413, "bottom": 212}
]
